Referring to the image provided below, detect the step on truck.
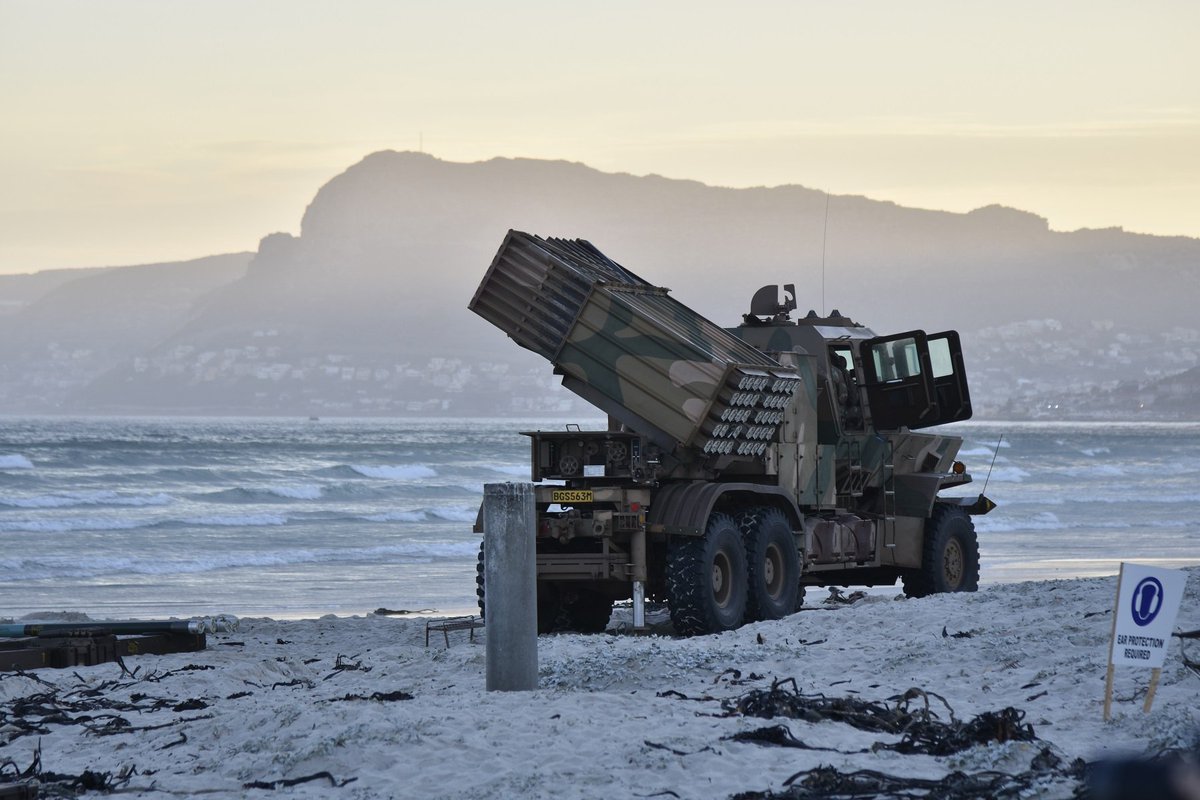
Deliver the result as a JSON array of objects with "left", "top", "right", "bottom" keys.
[{"left": 469, "top": 231, "right": 995, "bottom": 635}]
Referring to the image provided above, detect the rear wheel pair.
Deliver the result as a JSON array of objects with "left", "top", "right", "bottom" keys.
[
  {"left": 739, "top": 507, "right": 803, "bottom": 621},
  {"left": 665, "top": 508, "right": 801, "bottom": 636}
]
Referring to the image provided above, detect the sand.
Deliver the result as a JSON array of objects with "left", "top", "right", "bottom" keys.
[{"left": 2, "top": 569, "right": 1198, "bottom": 799}]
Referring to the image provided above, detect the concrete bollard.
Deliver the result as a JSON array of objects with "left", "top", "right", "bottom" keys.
[{"left": 483, "top": 482, "right": 538, "bottom": 691}]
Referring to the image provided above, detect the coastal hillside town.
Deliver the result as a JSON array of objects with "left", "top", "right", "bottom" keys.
[{"left": 1, "top": 318, "right": 1196, "bottom": 419}]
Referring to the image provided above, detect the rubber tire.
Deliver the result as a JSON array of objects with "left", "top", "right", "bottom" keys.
[
  {"left": 739, "top": 507, "right": 801, "bottom": 621},
  {"left": 475, "top": 540, "right": 559, "bottom": 633},
  {"left": 666, "top": 512, "right": 749, "bottom": 636},
  {"left": 475, "top": 540, "right": 486, "bottom": 617},
  {"left": 902, "top": 505, "right": 980, "bottom": 598}
]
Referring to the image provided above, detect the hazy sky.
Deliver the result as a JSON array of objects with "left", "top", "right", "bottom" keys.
[{"left": 2, "top": 0, "right": 1197, "bottom": 274}]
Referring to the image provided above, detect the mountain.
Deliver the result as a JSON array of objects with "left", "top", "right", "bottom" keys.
[
  {"left": 2, "top": 151, "right": 1198, "bottom": 418},
  {"left": 0, "top": 265, "right": 114, "bottom": 318},
  {"left": 0, "top": 254, "right": 252, "bottom": 412}
]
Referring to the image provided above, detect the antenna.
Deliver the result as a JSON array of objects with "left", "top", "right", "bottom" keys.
[
  {"left": 980, "top": 433, "right": 1004, "bottom": 497},
  {"left": 820, "top": 191, "right": 830, "bottom": 315}
]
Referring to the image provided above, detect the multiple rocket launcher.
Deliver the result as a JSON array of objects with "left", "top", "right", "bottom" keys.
[{"left": 469, "top": 231, "right": 802, "bottom": 460}]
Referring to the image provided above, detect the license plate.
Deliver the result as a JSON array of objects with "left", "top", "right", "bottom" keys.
[{"left": 552, "top": 489, "right": 593, "bottom": 504}]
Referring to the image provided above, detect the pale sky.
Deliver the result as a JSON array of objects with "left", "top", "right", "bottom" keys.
[{"left": 1, "top": 0, "right": 1197, "bottom": 274}]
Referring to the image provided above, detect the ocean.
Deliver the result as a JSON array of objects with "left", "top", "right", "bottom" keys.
[{"left": 1, "top": 416, "right": 1197, "bottom": 621}]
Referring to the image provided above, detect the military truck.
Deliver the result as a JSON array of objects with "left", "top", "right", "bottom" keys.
[{"left": 469, "top": 231, "right": 995, "bottom": 635}]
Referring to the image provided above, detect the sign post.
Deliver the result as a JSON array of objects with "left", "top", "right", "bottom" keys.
[{"left": 1104, "top": 562, "right": 1188, "bottom": 720}]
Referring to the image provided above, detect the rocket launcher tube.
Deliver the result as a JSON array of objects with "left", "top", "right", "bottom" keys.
[{"left": 469, "top": 232, "right": 801, "bottom": 461}]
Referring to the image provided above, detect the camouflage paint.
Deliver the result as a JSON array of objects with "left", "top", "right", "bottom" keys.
[{"left": 472, "top": 233, "right": 799, "bottom": 462}]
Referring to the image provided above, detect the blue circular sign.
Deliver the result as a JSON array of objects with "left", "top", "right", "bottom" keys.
[{"left": 1130, "top": 577, "right": 1164, "bottom": 627}]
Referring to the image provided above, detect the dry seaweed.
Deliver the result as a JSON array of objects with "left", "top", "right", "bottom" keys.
[
  {"left": 725, "top": 680, "right": 1039, "bottom": 757},
  {"left": 732, "top": 747, "right": 1085, "bottom": 799},
  {"left": 722, "top": 678, "right": 924, "bottom": 734},
  {"left": 730, "top": 757, "right": 1077, "bottom": 799},
  {"left": 331, "top": 690, "right": 413, "bottom": 702},
  {"left": 322, "top": 654, "right": 372, "bottom": 680},
  {"left": 243, "top": 771, "right": 357, "bottom": 790},
  {"left": 882, "top": 706, "right": 1036, "bottom": 756},
  {"left": 643, "top": 741, "right": 717, "bottom": 757},
  {"left": 724, "top": 725, "right": 864, "bottom": 754}
]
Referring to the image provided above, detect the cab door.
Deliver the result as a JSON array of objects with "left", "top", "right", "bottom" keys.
[
  {"left": 861, "top": 331, "right": 937, "bottom": 430},
  {"left": 927, "top": 330, "right": 972, "bottom": 424}
]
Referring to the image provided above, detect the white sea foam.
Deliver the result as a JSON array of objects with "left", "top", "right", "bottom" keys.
[
  {"left": 0, "top": 454, "right": 33, "bottom": 470},
  {"left": 977, "top": 511, "right": 1064, "bottom": 532},
  {"left": 267, "top": 485, "right": 322, "bottom": 500},
  {"left": 974, "top": 511, "right": 1133, "bottom": 533},
  {"left": 180, "top": 513, "right": 288, "bottom": 527},
  {"left": 362, "top": 510, "right": 428, "bottom": 523},
  {"left": 428, "top": 506, "right": 479, "bottom": 523},
  {"left": 1056, "top": 464, "right": 1127, "bottom": 478},
  {"left": 0, "top": 517, "right": 152, "bottom": 533},
  {"left": 4, "top": 538, "right": 481, "bottom": 580},
  {"left": 981, "top": 465, "right": 1029, "bottom": 483},
  {"left": 1080, "top": 447, "right": 1112, "bottom": 456},
  {"left": 361, "top": 506, "right": 478, "bottom": 524},
  {"left": 490, "top": 464, "right": 532, "bottom": 476},
  {"left": 360, "top": 540, "right": 478, "bottom": 559},
  {"left": 1057, "top": 491, "right": 1200, "bottom": 505},
  {"left": 0, "top": 491, "right": 174, "bottom": 509},
  {"left": 350, "top": 464, "right": 438, "bottom": 480}
]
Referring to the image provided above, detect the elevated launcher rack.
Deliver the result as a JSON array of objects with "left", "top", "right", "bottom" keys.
[{"left": 468, "top": 231, "right": 802, "bottom": 463}]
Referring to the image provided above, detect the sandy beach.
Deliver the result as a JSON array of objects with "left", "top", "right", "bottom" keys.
[{"left": 2, "top": 569, "right": 1197, "bottom": 799}]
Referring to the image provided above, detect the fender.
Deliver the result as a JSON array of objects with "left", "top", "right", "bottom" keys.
[{"left": 648, "top": 481, "right": 803, "bottom": 536}]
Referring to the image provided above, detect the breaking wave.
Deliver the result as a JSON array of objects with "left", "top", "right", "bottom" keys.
[
  {"left": 0, "top": 454, "right": 34, "bottom": 470},
  {"left": 0, "top": 512, "right": 289, "bottom": 534},
  {"left": 0, "top": 516, "right": 153, "bottom": 534},
  {"left": 0, "top": 491, "right": 174, "bottom": 509},
  {"left": 979, "top": 466, "right": 1030, "bottom": 483},
  {"left": 198, "top": 485, "right": 324, "bottom": 503},
  {"left": 349, "top": 464, "right": 438, "bottom": 480},
  {"left": 361, "top": 506, "right": 478, "bottom": 524},
  {"left": 974, "top": 512, "right": 1135, "bottom": 533},
  {"left": 178, "top": 513, "right": 288, "bottom": 527},
  {"left": 2, "top": 538, "right": 481, "bottom": 581},
  {"left": 362, "top": 510, "right": 427, "bottom": 523}
]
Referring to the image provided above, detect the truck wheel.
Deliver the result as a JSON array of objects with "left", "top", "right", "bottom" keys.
[
  {"left": 902, "top": 505, "right": 980, "bottom": 597},
  {"left": 476, "top": 540, "right": 559, "bottom": 633},
  {"left": 666, "top": 512, "right": 748, "bottom": 635},
  {"left": 476, "top": 540, "right": 486, "bottom": 617},
  {"left": 739, "top": 507, "right": 801, "bottom": 621}
]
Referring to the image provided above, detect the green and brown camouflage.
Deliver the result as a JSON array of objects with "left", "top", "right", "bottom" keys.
[
  {"left": 470, "top": 231, "right": 801, "bottom": 462},
  {"left": 469, "top": 232, "right": 993, "bottom": 635}
]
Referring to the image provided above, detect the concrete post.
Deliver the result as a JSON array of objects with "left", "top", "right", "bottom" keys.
[{"left": 483, "top": 482, "right": 538, "bottom": 691}]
